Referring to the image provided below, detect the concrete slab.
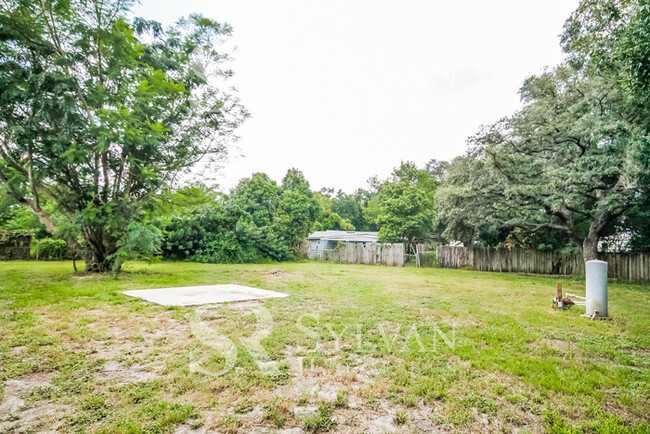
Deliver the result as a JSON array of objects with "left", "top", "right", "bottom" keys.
[{"left": 122, "top": 284, "right": 288, "bottom": 306}]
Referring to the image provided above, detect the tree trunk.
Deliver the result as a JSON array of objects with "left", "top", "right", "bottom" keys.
[
  {"left": 83, "top": 251, "right": 116, "bottom": 272},
  {"left": 82, "top": 228, "right": 118, "bottom": 272},
  {"left": 411, "top": 243, "right": 420, "bottom": 268},
  {"left": 28, "top": 206, "right": 58, "bottom": 234},
  {"left": 582, "top": 235, "right": 599, "bottom": 263}
]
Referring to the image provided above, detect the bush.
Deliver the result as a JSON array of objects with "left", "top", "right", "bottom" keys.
[
  {"left": 30, "top": 238, "right": 71, "bottom": 260},
  {"left": 163, "top": 170, "right": 319, "bottom": 264},
  {"left": 163, "top": 207, "right": 292, "bottom": 264}
]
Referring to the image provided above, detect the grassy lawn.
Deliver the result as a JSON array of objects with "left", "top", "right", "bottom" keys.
[{"left": 0, "top": 261, "right": 648, "bottom": 433}]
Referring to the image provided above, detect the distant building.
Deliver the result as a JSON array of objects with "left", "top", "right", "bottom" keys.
[{"left": 307, "top": 230, "right": 379, "bottom": 259}]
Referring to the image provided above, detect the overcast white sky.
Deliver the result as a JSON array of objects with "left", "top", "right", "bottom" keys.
[{"left": 134, "top": 0, "right": 580, "bottom": 193}]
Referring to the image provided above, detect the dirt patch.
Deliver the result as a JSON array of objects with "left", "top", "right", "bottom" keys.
[
  {"left": 37, "top": 306, "right": 191, "bottom": 388},
  {"left": 436, "top": 314, "right": 481, "bottom": 327},
  {"left": 0, "top": 372, "right": 70, "bottom": 433},
  {"left": 86, "top": 310, "right": 191, "bottom": 385},
  {"left": 9, "top": 346, "right": 26, "bottom": 356},
  {"left": 210, "top": 342, "right": 453, "bottom": 433},
  {"left": 0, "top": 372, "right": 54, "bottom": 413},
  {"left": 95, "top": 359, "right": 159, "bottom": 383},
  {"left": 263, "top": 270, "right": 288, "bottom": 281},
  {"left": 624, "top": 346, "right": 650, "bottom": 358}
]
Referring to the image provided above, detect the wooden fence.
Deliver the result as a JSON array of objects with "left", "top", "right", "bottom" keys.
[
  {"left": 436, "top": 246, "right": 650, "bottom": 282},
  {"left": 316, "top": 243, "right": 404, "bottom": 267}
]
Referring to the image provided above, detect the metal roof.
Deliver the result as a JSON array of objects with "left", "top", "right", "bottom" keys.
[{"left": 307, "top": 230, "right": 379, "bottom": 242}]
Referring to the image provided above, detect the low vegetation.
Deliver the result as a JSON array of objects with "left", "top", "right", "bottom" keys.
[{"left": 0, "top": 261, "right": 648, "bottom": 432}]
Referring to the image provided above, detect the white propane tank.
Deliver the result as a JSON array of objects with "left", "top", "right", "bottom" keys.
[{"left": 586, "top": 260, "right": 608, "bottom": 317}]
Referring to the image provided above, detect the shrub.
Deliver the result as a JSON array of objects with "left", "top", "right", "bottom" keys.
[
  {"left": 162, "top": 170, "right": 319, "bottom": 264},
  {"left": 30, "top": 238, "right": 71, "bottom": 260}
]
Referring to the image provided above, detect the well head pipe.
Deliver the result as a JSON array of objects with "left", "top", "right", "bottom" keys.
[{"left": 585, "top": 260, "right": 608, "bottom": 317}]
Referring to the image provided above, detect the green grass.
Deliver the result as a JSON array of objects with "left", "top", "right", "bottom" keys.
[
  {"left": 303, "top": 403, "right": 337, "bottom": 432},
  {"left": 0, "top": 260, "right": 649, "bottom": 432}
]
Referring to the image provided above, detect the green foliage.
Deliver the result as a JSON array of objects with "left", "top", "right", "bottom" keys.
[
  {"left": 366, "top": 161, "right": 437, "bottom": 245},
  {"left": 334, "top": 389, "right": 349, "bottom": 408},
  {"left": 435, "top": 2, "right": 650, "bottom": 256},
  {"left": 31, "top": 238, "right": 70, "bottom": 260},
  {"left": 463, "top": 391, "right": 497, "bottom": 417},
  {"left": 303, "top": 403, "right": 336, "bottom": 432},
  {"left": 394, "top": 409, "right": 408, "bottom": 425},
  {"left": 561, "top": 0, "right": 650, "bottom": 101},
  {"left": 438, "top": 63, "right": 650, "bottom": 259},
  {"left": 331, "top": 189, "right": 376, "bottom": 231},
  {"left": 263, "top": 395, "right": 292, "bottom": 428},
  {"left": 543, "top": 410, "right": 581, "bottom": 434},
  {"left": 312, "top": 192, "right": 356, "bottom": 232},
  {"left": 0, "top": 229, "right": 33, "bottom": 260},
  {"left": 0, "top": 197, "right": 49, "bottom": 238},
  {"left": 109, "top": 221, "right": 162, "bottom": 271},
  {"left": 219, "top": 414, "right": 243, "bottom": 432},
  {"left": 277, "top": 169, "right": 321, "bottom": 249},
  {"left": 311, "top": 211, "right": 355, "bottom": 232},
  {"left": 436, "top": 154, "right": 577, "bottom": 250},
  {"left": 436, "top": 154, "right": 510, "bottom": 246},
  {"left": 156, "top": 182, "right": 222, "bottom": 218},
  {"left": 626, "top": 203, "right": 650, "bottom": 252},
  {"left": 0, "top": 229, "right": 33, "bottom": 245},
  {"left": 0, "top": 0, "right": 246, "bottom": 271},
  {"left": 163, "top": 169, "right": 319, "bottom": 263}
]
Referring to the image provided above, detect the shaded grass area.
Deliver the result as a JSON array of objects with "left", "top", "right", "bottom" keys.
[{"left": 0, "top": 260, "right": 648, "bottom": 432}]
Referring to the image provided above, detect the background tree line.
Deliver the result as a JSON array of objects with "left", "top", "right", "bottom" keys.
[{"left": 1, "top": 0, "right": 649, "bottom": 269}]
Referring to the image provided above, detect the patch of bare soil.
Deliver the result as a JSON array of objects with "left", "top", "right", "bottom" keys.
[
  {"left": 4, "top": 306, "right": 195, "bottom": 432},
  {"left": 541, "top": 338, "right": 574, "bottom": 351},
  {"left": 36, "top": 306, "right": 192, "bottom": 387},
  {"left": 0, "top": 372, "right": 69, "bottom": 433},
  {"left": 168, "top": 339, "right": 549, "bottom": 433},
  {"left": 263, "top": 270, "right": 288, "bottom": 281},
  {"left": 211, "top": 344, "right": 448, "bottom": 433},
  {"left": 85, "top": 309, "right": 192, "bottom": 386}
]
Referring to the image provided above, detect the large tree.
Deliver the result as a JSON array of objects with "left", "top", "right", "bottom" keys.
[
  {"left": 0, "top": 0, "right": 246, "bottom": 271},
  {"left": 311, "top": 190, "right": 356, "bottom": 232},
  {"left": 365, "top": 161, "right": 437, "bottom": 251},
  {"left": 276, "top": 169, "right": 321, "bottom": 250},
  {"left": 330, "top": 189, "right": 376, "bottom": 232},
  {"left": 562, "top": 0, "right": 650, "bottom": 101},
  {"left": 435, "top": 154, "right": 512, "bottom": 247},
  {"left": 437, "top": 0, "right": 650, "bottom": 261},
  {"left": 448, "top": 65, "right": 649, "bottom": 261}
]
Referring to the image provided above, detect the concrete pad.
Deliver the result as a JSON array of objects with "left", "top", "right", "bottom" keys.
[{"left": 122, "top": 284, "right": 288, "bottom": 306}]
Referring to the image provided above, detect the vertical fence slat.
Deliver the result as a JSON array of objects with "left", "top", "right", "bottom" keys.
[
  {"left": 435, "top": 246, "right": 649, "bottom": 282},
  {"left": 322, "top": 242, "right": 405, "bottom": 267}
]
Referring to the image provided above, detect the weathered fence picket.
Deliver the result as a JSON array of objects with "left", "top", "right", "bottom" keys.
[
  {"left": 316, "top": 243, "right": 405, "bottom": 267},
  {"left": 436, "top": 246, "right": 650, "bottom": 282}
]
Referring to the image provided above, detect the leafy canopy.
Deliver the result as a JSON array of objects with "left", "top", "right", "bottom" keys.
[
  {"left": 163, "top": 169, "right": 319, "bottom": 263},
  {"left": 365, "top": 162, "right": 437, "bottom": 245},
  {"left": 435, "top": 0, "right": 650, "bottom": 258},
  {"left": 0, "top": 0, "right": 246, "bottom": 271}
]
